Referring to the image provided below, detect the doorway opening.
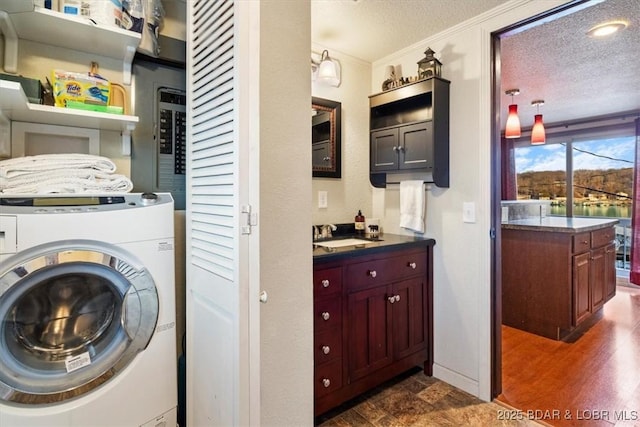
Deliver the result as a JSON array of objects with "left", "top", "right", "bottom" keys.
[{"left": 492, "top": 0, "right": 640, "bottom": 422}]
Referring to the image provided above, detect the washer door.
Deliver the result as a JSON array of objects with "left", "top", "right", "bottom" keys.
[{"left": 0, "top": 242, "right": 159, "bottom": 405}]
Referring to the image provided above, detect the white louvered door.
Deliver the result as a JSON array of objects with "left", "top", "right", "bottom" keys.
[{"left": 185, "top": 1, "right": 260, "bottom": 425}]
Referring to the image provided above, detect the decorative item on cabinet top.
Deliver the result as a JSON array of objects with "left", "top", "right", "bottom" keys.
[{"left": 379, "top": 47, "right": 443, "bottom": 93}]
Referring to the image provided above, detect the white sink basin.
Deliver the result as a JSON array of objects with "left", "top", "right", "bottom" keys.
[{"left": 314, "top": 238, "right": 375, "bottom": 248}]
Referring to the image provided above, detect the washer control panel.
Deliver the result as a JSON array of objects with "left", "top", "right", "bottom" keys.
[{"left": 0, "top": 193, "right": 173, "bottom": 214}]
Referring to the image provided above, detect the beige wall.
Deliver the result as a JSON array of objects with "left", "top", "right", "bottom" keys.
[
  {"left": 367, "top": 0, "right": 569, "bottom": 400},
  {"left": 260, "top": 1, "right": 314, "bottom": 425},
  {"left": 311, "top": 46, "right": 372, "bottom": 227}
]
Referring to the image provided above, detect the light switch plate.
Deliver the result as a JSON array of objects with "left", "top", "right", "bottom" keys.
[
  {"left": 463, "top": 202, "right": 476, "bottom": 223},
  {"left": 501, "top": 206, "right": 509, "bottom": 222},
  {"left": 318, "top": 191, "right": 328, "bottom": 208}
]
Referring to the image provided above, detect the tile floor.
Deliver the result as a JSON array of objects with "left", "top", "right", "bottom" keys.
[{"left": 315, "top": 368, "right": 543, "bottom": 427}]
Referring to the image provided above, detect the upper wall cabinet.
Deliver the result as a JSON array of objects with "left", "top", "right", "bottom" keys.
[{"left": 369, "top": 77, "right": 450, "bottom": 188}]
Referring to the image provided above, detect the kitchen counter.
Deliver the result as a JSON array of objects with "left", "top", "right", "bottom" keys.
[
  {"left": 502, "top": 217, "right": 618, "bottom": 341},
  {"left": 502, "top": 216, "right": 619, "bottom": 233},
  {"left": 312, "top": 233, "right": 435, "bottom": 261}
]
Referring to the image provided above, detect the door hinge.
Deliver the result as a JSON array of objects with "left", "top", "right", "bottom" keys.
[{"left": 241, "top": 205, "right": 257, "bottom": 234}]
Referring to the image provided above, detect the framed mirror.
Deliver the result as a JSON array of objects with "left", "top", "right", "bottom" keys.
[{"left": 312, "top": 97, "right": 341, "bottom": 178}]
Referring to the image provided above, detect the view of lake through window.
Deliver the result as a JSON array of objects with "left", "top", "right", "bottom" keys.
[{"left": 515, "top": 136, "right": 634, "bottom": 218}]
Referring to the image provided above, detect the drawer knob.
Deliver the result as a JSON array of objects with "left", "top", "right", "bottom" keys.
[
  {"left": 321, "top": 311, "right": 330, "bottom": 321},
  {"left": 368, "top": 270, "right": 377, "bottom": 278},
  {"left": 582, "top": 240, "right": 589, "bottom": 245},
  {"left": 408, "top": 262, "right": 417, "bottom": 269},
  {"left": 322, "top": 345, "right": 330, "bottom": 355},
  {"left": 322, "top": 279, "right": 330, "bottom": 288},
  {"left": 395, "top": 294, "right": 400, "bottom": 302},
  {"left": 322, "top": 378, "right": 331, "bottom": 388}
]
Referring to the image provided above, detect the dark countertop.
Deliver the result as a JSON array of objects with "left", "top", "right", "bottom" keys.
[
  {"left": 502, "top": 216, "right": 619, "bottom": 233},
  {"left": 313, "top": 233, "right": 436, "bottom": 262}
]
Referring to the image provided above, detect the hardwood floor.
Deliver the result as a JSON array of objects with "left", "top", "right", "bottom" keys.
[{"left": 497, "top": 282, "right": 640, "bottom": 427}]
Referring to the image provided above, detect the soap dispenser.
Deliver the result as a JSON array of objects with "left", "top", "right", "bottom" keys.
[{"left": 355, "top": 210, "right": 365, "bottom": 235}]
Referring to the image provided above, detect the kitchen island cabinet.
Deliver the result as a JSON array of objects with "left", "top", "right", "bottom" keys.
[
  {"left": 313, "top": 235, "right": 434, "bottom": 416},
  {"left": 502, "top": 217, "right": 618, "bottom": 341}
]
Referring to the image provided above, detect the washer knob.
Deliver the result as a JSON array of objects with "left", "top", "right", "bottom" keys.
[{"left": 140, "top": 192, "right": 159, "bottom": 205}]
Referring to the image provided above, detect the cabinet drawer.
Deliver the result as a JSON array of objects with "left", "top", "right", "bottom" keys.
[
  {"left": 346, "top": 250, "right": 426, "bottom": 291},
  {"left": 314, "top": 328, "right": 342, "bottom": 365},
  {"left": 572, "top": 232, "right": 591, "bottom": 253},
  {"left": 592, "top": 227, "right": 615, "bottom": 249},
  {"left": 314, "top": 358, "right": 343, "bottom": 398},
  {"left": 313, "top": 266, "right": 342, "bottom": 298},
  {"left": 314, "top": 297, "right": 342, "bottom": 332}
]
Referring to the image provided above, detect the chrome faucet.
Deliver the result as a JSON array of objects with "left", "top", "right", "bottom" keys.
[{"left": 321, "top": 224, "right": 337, "bottom": 239}]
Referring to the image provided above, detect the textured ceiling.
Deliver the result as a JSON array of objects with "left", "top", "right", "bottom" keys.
[
  {"left": 311, "top": 0, "right": 508, "bottom": 62},
  {"left": 312, "top": 0, "right": 640, "bottom": 127},
  {"left": 500, "top": 0, "right": 640, "bottom": 128}
]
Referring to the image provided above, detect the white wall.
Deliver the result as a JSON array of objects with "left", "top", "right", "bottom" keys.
[
  {"left": 369, "top": 0, "right": 568, "bottom": 400},
  {"left": 311, "top": 46, "right": 372, "bottom": 226}
]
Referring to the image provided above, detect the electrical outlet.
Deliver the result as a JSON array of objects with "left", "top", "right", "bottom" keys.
[{"left": 318, "top": 191, "right": 328, "bottom": 208}]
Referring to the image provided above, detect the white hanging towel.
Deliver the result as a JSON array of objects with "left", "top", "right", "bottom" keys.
[{"left": 399, "top": 180, "right": 426, "bottom": 233}]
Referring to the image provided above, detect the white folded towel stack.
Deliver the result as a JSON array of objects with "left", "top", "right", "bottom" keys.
[
  {"left": 399, "top": 180, "right": 426, "bottom": 233},
  {"left": 0, "top": 153, "right": 133, "bottom": 195}
]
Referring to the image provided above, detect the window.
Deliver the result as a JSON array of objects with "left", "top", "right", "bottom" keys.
[{"left": 509, "top": 120, "right": 635, "bottom": 272}]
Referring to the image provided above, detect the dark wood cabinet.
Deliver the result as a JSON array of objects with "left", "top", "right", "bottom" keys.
[
  {"left": 503, "top": 224, "right": 617, "bottom": 341},
  {"left": 313, "top": 266, "right": 343, "bottom": 399},
  {"left": 347, "top": 284, "right": 393, "bottom": 381},
  {"left": 572, "top": 228, "right": 617, "bottom": 326},
  {"left": 369, "top": 77, "right": 449, "bottom": 188},
  {"left": 371, "top": 121, "right": 433, "bottom": 172},
  {"left": 313, "top": 244, "right": 433, "bottom": 416}
]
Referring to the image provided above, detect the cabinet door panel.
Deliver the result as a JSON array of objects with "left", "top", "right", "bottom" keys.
[
  {"left": 348, "top": 285, "right": 393, "bottom": 381},
  {"left": 590, "top": 246, "right": 606, "bottom": 312},
  {"left": 399, "top": 121, "right": 432, "bottom": 170},
  {"left": 312, "top": 141, "right": 331, "bottom": 169},
  {"left": 605, "top": 242, "right": 616, "bottom": 302},
  {"left": 573, "top": 252, "right": 591, "bottom": 325},
  {"left": 392, "top": 277, "right": 426, "bottom": 359},
  {"left": 371, "top": 128, "right": 399, "bottom": 171}
]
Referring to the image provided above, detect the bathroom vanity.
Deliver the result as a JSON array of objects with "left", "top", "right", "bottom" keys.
[
  {"left": 502, "top": 217, "right": 618, "bottom": 341},
  {"left": 312, "top": 234, "right": 435, "bottom": 416}
]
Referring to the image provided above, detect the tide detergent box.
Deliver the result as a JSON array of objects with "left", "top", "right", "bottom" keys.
[{"left": 51, "top": 70, "right": 111, "bottom": 108}]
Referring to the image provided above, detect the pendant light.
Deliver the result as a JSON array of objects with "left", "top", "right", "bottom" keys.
[
  {"left": 504, "top": 89, "right": 521, "bottom": 138},
  {"left": 531, "top": 100, "right": 546, "bottom": 145}
]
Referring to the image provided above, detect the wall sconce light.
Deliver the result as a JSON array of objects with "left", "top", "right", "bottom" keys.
[
  {"left": 531, "top": 100, "right": 546, "bottom": 145},
  {"left": 504, "top": 89, "right": 521, "bottom": 139},
  {"left": 311, "top": 50, "right": 341, "bottom": 87}
]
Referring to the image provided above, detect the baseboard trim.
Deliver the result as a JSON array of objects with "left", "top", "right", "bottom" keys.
[{"left": 432, "top": 364, "right": 480, "bottom": 399}]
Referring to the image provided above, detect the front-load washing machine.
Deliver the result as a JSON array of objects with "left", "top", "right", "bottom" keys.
[{"left": 0, "top": 193, "right": 177, "bottom": 427}]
